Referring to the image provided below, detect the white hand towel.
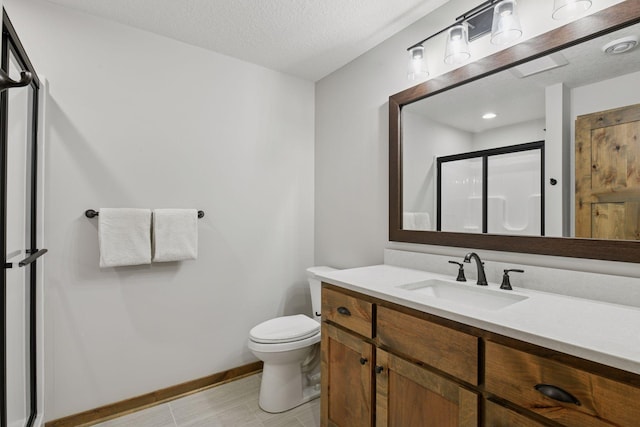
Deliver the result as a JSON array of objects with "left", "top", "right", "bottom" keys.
[
  {"left": 414, "top": 212, "right": 432, "bottom": 231},
  {"left": 99, "top": 208, "right": 152, "bottom": 268},
  {"left": 152, "top": 209, "right": 198, "bottom": 262}
]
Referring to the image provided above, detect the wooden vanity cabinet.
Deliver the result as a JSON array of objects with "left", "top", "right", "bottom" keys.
[
  {"left": 321, "top": 285, "right": 640, "bottom": 427},
  {"left": 321, "top": 285, "right": 479, "bottom": 427}
]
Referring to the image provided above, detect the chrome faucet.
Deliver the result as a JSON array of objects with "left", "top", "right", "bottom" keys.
[{"left": 463, "top": 252, "right": 488, "bottom": 286}]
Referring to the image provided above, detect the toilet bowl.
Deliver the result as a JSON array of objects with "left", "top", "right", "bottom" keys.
[{"left": 248, "top": 266, "right": 336, "bottom": 413}]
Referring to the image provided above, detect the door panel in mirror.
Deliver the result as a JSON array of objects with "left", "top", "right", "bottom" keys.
[
  {"left": 487, "top": 150, "right": 542, "bottom": 236},
  {"left": 440, "top": 158, "right": 483, "bottom": 233},
  {"left": 575, "top": 103, "right": 640, "bottom": 240}
]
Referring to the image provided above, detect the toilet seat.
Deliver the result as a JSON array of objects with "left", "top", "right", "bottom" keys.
[
  {"left": 248, "top": 331, "right": 320, "bottom": 353},
  {"left": 249, "top": 314, "right": 320, "bottom": 344}
]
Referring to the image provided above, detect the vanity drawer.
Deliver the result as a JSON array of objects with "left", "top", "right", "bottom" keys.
[
  {"left": 322, "top": 287, "right": 373, "bottom": 338},
  {"left": 376, "top": 305, "right": 478, "bottom": 385},
  {"left": 485, "top": 341, "right": 640, "bottom": 427},
  {"left": 484, "top": 400, "right": 547, "bottom": 427}
]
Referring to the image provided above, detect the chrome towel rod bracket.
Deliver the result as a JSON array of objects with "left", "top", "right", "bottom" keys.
[{"left": 85, "top": 209, "right": 205, "bottom": 219}]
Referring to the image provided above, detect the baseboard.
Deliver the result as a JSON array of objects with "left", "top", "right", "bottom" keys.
[{"left": 45, "top": 361, "right": 263, "bottom": 427}]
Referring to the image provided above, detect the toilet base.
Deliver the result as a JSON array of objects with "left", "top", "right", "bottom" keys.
[
  {"left": 259, "top": 380, "right": 320, "bottom": 414},
  {"left": 257, "top": 356, "right": 321, "bottom": 413}
]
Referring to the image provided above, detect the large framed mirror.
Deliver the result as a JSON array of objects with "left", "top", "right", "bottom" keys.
[{"left": 389, "top": 2, "right": 640, "bottom": 263}]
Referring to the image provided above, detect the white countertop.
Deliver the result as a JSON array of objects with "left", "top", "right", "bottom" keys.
[{"left": 317, "top": 264, "right": 640, "bottom": 375}]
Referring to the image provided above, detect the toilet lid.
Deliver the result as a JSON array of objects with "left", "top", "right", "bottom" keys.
[{"left": 249, "top": 314, "right": 320, "bottom": 344}]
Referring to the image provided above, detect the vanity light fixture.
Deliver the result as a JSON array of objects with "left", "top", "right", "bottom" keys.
[
  {"left": 552, "top": 0, "right": 592, "bottom": 21},
  {"left": 406, "top": 0, "right": 524, "bottom": 80},
  {"left": 490, "top": 0, "right": 522, "bottom": 45},
  {"left": 482, "top": 112, "right": 497, "bottom": 119},
  {"left": 408, "top": 45, "right": 429, "bottom": 81},
  {"left": 444, "top": 24, "right": 471, "bottom": 65}
]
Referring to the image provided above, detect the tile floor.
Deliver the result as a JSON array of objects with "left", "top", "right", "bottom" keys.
[{"left": 91, "top": 373, "right": 320, "bottom": 427}]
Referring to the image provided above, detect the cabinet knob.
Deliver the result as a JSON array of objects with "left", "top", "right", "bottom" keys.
[
  {"left": 337, "top": 306, "right": 351, "bottom": 316},
  {"left": 534, "top": 384, "right": 581, "bottom": 406},
  {"left": 359, "top": 357, "right": 368, "bottom": 365},
  {"left": 375, "top": 365, "right": 384, "bottom": 374}
]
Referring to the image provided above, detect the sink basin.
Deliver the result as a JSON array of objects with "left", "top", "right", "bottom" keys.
[{"left": 397, "top": 279, "right": 528, "bottom": 311}]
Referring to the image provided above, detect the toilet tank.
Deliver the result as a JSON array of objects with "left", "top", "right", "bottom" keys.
[{"left": 306, "top": 266, "right": 337, "bottom": 322}]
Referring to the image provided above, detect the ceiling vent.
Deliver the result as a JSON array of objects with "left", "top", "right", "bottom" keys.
[
  {"left": 602, "top": 36, "right": 639, "bottom": 55},
  {"left": 510, "top": 53, "right": 569, "bottom": 78}
]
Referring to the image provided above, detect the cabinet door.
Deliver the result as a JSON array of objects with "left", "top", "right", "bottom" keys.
[
  {"left": 375, "top": 349, "right": 478, "bottom": 427},
  {"left": 321, "top": 323, "right": 374, "bottom": 427}
]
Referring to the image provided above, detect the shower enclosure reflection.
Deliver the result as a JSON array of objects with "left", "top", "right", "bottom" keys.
[{"left": 437, "top": 143, "right": 543, "bottom": 236}]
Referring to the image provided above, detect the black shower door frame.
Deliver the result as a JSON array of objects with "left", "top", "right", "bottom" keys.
[
  {"left": 1, "top": 9, "right": 41, "bottom": 427},
  {"left": 436, "top": 140, "right": 545, "bottom": 235}
]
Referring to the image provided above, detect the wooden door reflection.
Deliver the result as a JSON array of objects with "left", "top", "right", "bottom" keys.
[{"left": 575, "top": 103, "right": 640, "bottom": 240}]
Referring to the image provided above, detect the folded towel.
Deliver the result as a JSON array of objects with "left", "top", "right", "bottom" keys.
[
  {"left": 152, "top": 209, "right": 198, "bottom": 262},
  {"left": 403, "top": 212, "right": 416, "bottom": 230},
  {"left": 403, "top": 212, "right": 432, "bottom": 231},
  {"left": 99, "top": 208, "right": 152, "bottom": 268},
  {"left": 414, "top": 212, "right": 431, "bottom": 230}
]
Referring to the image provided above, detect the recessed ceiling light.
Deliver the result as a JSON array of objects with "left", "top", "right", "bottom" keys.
[{"left": 482, "top": 113, "right": 497, "bottom": 119}]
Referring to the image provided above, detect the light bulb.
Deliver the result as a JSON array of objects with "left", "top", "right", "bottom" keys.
[
  {"left": 444, "top": 24, "right": 471, "bottom": 65},
  {"left": 407, "top": 45, "right": 429, "bottom": 81},
  {"left": 552, "top": 0, "right": 592, "bottom": 20},
  {"left": 491, "top": 0, "right": 523, "bottom": 45}
]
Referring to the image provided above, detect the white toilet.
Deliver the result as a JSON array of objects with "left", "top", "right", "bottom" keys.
[{"left": 248, "top": 266, "right": 336, "bottom": 413}]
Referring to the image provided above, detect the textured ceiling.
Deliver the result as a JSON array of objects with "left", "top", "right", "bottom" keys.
[{"left": 44, "top": 0, "right": 449, "bottom": 81}]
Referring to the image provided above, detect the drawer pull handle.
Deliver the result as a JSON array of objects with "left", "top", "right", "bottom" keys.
[
  {"left": 359, "top": 357, "right": 368, "bottom": 365},
  {"left": 534, "top": 384, "right": 581, "bottom": 406},
  {"left": 375, "top": 365, "right": 384, "bottom": 374},
  {"left": 337, "top": 306, "right": 351, "bottom": 316}
]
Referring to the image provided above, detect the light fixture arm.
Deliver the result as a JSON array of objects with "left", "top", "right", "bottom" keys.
[
  {"left": 455, "top": 0, "right": 499, "bottom": 22},
  {"left": 407, "top": 0, "right": 500, "bottom": 51}
]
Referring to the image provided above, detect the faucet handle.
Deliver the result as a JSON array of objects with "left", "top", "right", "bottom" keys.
[
  {"left": 501, "top": 269, "right": 524, "bottom": 290},
  {"left": 448, "top": 260, "right": 466, "bottom": 282}
]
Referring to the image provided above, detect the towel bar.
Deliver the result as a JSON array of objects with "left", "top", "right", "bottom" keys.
[{"left": 85, "top": 209, "right": 205, "bottom": 219}]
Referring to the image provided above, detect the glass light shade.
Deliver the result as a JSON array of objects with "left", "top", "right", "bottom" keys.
[
  {"left": 444, "top": 24, "right": 471, "bottom": 65},
  {"left": 552, "top": 0, "right": 592, "bottom": 20},
  {"left": 491, "top": 0, "right": 523, "bottom": 45},
  {"left": 407, "top": 45, "right": 429, "bottom": 81}
]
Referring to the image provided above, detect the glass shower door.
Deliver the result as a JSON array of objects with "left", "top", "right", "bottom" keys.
[
  {"left": 4, "top": 52, "right": 33, "bottom": 427},
  {"left": 1, "top": 10, "right": 43, "bottom": 427}
]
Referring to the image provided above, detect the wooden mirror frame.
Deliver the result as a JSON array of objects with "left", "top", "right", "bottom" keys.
[{"left": 389, "top": 2, "right": 640, "bottom": 263}]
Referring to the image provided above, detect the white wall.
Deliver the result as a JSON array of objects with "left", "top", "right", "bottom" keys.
[
  {"left": 315, "top": 0, "right": 638, "bottom": 276},
  {"left": 471, "top": 119, "right": 545, "bottom": 151},
  {"left": 402, "top": 112, "right": 472, "bottom": 219},
  {"left": 5, "top": 0, "right": 315, "bottom": 421}
]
